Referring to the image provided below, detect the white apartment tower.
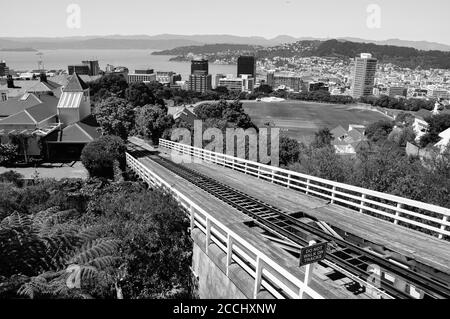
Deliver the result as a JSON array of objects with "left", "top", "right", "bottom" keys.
[{"left": 351, "top": 53, "right": 377, "bottom": 99}]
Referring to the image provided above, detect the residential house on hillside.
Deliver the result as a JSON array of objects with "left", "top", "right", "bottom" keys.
[
  {"left": 0, "top": 93, "right": 48, "bottom": 118},
  {"left": 172, "top": 106, "right": 198, "bottom": 126},
  {"left": 0, "top": 74, "right": 62, "bottom": 98},
  {"left": 0, "top": 73, "right": 101, "bottom": 162},
  {"left": 434, "top": 127, "right": 450, "bottom": 153},
  {"left": 331, "top": 124, "right": 366, "bottom": 155},
  {"left": 0, "top": 93, "right": 61, "bottom": 161}
]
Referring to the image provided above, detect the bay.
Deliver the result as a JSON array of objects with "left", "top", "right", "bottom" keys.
[{"left": 0, "top": 49, "right": 237, "bottom": 81}]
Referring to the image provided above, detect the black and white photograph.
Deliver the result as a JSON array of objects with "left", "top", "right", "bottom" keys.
[{"left": 0, "top": 0, "right": 449, "bottom": 314}]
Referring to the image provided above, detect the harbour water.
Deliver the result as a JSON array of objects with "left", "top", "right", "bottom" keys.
[{"left": 0, "top": 49, "right": 237, "bottom": 80}]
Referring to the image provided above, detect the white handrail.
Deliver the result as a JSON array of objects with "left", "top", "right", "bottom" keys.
[
  {"left": 159, "top": 139, "right": 450, "bottom": 240},
  {"left": 126, "top": 152, "right": 324, "bottom": 299}
]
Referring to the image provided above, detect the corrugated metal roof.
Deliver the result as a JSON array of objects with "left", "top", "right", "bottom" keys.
[{"left": 57, "top": 92, "right": 83, "bottom": 108}]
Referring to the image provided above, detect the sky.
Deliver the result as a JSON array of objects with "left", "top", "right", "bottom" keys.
[{"left": 1, "top": 0, "right": 450, "bottom": 45}]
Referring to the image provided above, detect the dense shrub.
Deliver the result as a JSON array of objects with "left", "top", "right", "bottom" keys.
[{"left": 81, "top": 136, "right": 126, "bottom": 179}]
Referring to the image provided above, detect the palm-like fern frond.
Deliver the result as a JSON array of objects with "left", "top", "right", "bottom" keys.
[{"left": 1, "top": 208, "right": 122, "bottom": 298}]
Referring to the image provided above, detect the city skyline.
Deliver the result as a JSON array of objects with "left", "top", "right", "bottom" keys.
[{"left": 1, "top": 0, "right": 450, "bottom": 45}]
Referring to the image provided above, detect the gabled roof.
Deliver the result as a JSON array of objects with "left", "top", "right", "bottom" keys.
[
  {"left": 438, "top": 127, "right": 450, "bottom": 139},
  {"left": 0, "top": 93, "right": 42, "bottom": 117},
  {"left": 63, "top": 73, "right": 89, "bottom": 92},
  {"left": 26, "top": 101, "right": 57, "bottom": 123},
  {"left": 28, "top": 80, "right": 61, "bottom": 93},
  {"left": 346, "top": 129, "right": 364, "bottom": 142},
  {"left": 0, "top": 94, "right": 58, "bottom": 126},
  {"left": 0, "top": 110, "right": 36, "bottom": 125},
  {"left": 58, "top": 115, "right": 101, "bottom": 143},
  {"left": 330, "top": 125, "right": 347, "bottom": 139}
]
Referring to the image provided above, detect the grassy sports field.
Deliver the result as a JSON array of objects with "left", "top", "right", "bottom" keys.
[{"left": 242, "top": 100, "right": 389, "bottom": 143}]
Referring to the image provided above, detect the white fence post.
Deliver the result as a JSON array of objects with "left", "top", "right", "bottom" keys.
[
  {"left": 253, "top": 256, "right": 263, "bottom": 299},
  {"left": 394, "top": 203, "right": 402, "bottom": 225},
  {"left": 226, "top": 234, "right": 233, "bottom": 276},
  {"left": 206, "top": 219, "right": 211, "bottom": 254},
  {"left": 306, "top": 179, "right": 310, "bottom": 195},
  {"left": 330, "top": 186, "right": 337, "bottom": 204},
  {"left": 439, "top": 216, "right": 448, "bottom": 239},
  {"left": 359, "top": 194, "right": 367, "bottom": 213}
]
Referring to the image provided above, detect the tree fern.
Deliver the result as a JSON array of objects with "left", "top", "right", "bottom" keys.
[{"left": 1, "top": 208, "right": 121, "bottom": 298}]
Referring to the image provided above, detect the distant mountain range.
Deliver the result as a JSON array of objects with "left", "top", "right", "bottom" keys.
[{"left": 1, "top": 34, "right": 450, "bottom": 52}]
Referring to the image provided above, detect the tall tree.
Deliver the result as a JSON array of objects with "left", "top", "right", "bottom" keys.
[
  {"left": 94, "top": 97, "right": 135, "bottom": 140},
  {"left": 135, "top": 105, "right": 174, "bottom": 144}
]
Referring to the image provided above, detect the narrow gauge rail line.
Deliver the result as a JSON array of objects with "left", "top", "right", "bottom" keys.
[{"left": 127, "top": 146, "right": 450, "bottom": 299}]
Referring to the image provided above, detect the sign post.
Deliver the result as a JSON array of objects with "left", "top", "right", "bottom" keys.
[{"left": 299, "top": 240, "right": 328, "bottom": 298}]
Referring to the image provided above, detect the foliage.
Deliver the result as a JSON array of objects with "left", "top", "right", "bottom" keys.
[
  {"left": 125, "top": 82, "right": 158, "bottom": 108},
  {"left": 89, "top": 74, "right": 128, "bottom": 101},
  {"left": 81, "top": 182, "right": 193, "bottom": 298},
  {"left": 420, "top": 113, "right": 450, "bottom": 147},
  {"left": 81, "top": 136, "right": 126, "bottom": 179},
  {"left": 365, "top": 120, "right": 395, "bottom": 143},
  {"left": 360, "top": 95, "right": 435, "bottom": 112},
  {"left": 193, "top": 100, "right": 255, "bottom": 130},
  {"left": 134, "top": 105, "right": 174, "bottom": 144},
  {"left": 94, "top": 97, "right": 136, "bottom": 140},
  {"left": 0, "top": 143, "right": 19, "bottom": 166},
  {"left": 279, "top": 136, "right": 301, "bottom": 165},
  {"left": 311, "top": 128, "right": 334, "bottom": 148},
  {"left": 254, "top": 84, "right": 273, "bottom": 94},
  {"left": 0, "top": 170, "right": 23, "bottom": 187},
  {"left": 0, "top": 209, "right": 120, "bottom": 298},
  {"left": 0, "top": 177, "right": 195, "bottom": 299}
]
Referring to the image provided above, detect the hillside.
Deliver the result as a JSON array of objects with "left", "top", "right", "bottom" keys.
[
  {"left": 152, "top": 39, "right": 450, "bottom": 69},
  {"left": 311, "top": 40, "right": 450, "bottom": 69}
]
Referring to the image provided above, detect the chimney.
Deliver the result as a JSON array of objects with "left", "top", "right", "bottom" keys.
[
  {"left": 6, "top": 75, "right": 14, "bottom": 88},
  {"left": 40, "top": 72, "right": 48, "bottom": 83}
]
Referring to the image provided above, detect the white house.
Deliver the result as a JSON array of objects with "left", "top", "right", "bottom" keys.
[
  {"left": 434, "top": 127, "right": 450, "bottom": 153},
  {"left": 412, "top": 118, "right": 429, "bottom": 143}
]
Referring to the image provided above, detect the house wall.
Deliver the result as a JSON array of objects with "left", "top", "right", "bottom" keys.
[
  {"left": 58, "top": 108, "right": 80, "bottom": 126},
  {"left": 79, "top": 91, "right": 91, "bottom": 120}
]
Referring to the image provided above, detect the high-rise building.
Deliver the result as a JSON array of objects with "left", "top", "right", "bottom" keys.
[
  {"left": 68, "top": 64, "right": 91, "bottom": 76},
  {"left": 189, "top": 74, "right": 212, "bottom": 93},
  {"left": 69, "top": 60, "right": 100, "bottom": 76},
  {"left": 237, "top": 56, "right": 256, "bottom": 78},
  {"left": 0, "top": 60, "right": 9, "bottom": 77},
  {"left": 81, "top": 60, "right": 100, "bottom": 76},
  {"left": 189, "top": 59, "right": 212, "bottom": 92},
  {"left": 351, "top": 53, "right": 377, "bottom": 99},
  {"left": 191, "top": 59, "right": 209, "bottom": 75}
]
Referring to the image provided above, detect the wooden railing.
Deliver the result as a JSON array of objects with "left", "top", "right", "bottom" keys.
[
  {"left": 126, "top": 152, "right": 324, "bottom": 299},
  {"left": 159, "top": 139, "right": 450, "bottom": 241}
]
